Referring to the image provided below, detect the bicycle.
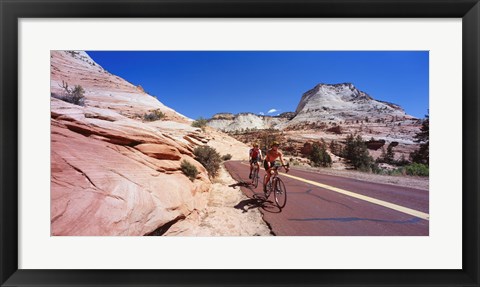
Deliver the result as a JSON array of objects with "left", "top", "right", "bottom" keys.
[
  {"left": 251, "top": 161, "right": 260, "bottom": 188},
  {"left": 263, "top": 162, "right": 289, "bottom": 209}
]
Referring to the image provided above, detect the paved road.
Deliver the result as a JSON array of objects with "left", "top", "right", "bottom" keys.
[{"left": 224, "top": 160, "right": 429, "bottom": 236}]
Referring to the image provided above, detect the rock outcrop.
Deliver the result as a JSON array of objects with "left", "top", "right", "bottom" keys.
[
  {"left": 205, "top": 82, "right": 423, "bottom": 164},
  {"left": 206, "top": 83, "right": 418, "bottom": 136},
  {"left": 50, "top": 51, "right": 249, "bottom": 236},
  {"left": 288, "top": 83, "right": 414, "bottom": 126},
  {"left": 207, "top": 112, "right": 289, "bottom": 132}
]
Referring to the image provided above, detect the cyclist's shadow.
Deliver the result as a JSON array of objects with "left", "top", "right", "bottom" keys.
[
  {"left": 228, "top": 181, "right": 251, "bottom": 188},
  {"left": 234, "top": 194, "right": 282, "bottom": 213}
]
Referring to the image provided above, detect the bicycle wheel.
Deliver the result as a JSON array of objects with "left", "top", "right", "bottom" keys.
[
  {"left": 252, "top": 167, "right": 259, "bottom": 188},
  {"left": 263, "top": 174, "right": 272, "bottom": 198},
  {"left": 273, "top": 178, "right": 287, "bottom": 209}
]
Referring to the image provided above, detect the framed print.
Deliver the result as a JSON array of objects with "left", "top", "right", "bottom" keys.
[{"left": 1, "top": 0, "right": 479, "bottom": 286}]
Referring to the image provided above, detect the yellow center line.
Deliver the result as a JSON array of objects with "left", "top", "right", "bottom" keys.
[{"left": 238, "top": 162, "right": 429, "bottom": 221}]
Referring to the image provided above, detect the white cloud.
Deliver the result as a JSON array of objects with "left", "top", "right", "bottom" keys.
[
  {"left": 259, "top": 112, "right": 264, "bottom": 115},
  {"left": 267, "top": 109, "right": 278, "bottom": 114}
]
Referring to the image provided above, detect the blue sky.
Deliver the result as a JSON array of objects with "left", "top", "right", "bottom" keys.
[{"left": 87, "top": 51, "right": 429, "bottom": 120}]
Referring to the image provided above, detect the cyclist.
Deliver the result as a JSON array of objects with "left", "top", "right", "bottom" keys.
[
  {"left": 263, "top": 141, "right": 289, "bottom": 192},
  {"left": 248, "top": 142, "right": 263, "bottom": 180}
]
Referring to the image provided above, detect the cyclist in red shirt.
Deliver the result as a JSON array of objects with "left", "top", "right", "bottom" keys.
[
  {"left": 249, "top": 142, "right": 263, "bottom": 180},
  {"left": 263, "top": 141, "right": 289, "bottom": 192}
]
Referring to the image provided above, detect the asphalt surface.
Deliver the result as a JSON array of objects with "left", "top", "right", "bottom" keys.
[{"left": 225, "top": 160, "right": 429, "bottom": 236}]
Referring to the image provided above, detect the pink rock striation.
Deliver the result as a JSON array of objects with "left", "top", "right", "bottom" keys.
[{"left": 50, "top": 51, "right": 211, "bottom": 236}]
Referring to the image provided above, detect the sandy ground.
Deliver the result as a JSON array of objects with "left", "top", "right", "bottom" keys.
[{"left": 164, "top": 164, "right": 272, "bottom": 236}]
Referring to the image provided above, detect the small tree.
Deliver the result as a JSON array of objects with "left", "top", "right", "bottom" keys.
[
  {"left": 378, "top": 145, "right": 395, "bottom": 164},
  {"left": 385, "top": 145, "right": 395, "bottom": 164},
  {"left": 378, "top": 147, "right": 387, "bottom": 163},
  {"left": 342, "top": 134, "right": 374, "bottom": 171},
  {"left": 310, "top": 143, "right": 332, "bottom": 167},
  {"left": 410, "top": 114, "right": 429, "bottom": 165},
  {"left": 329, "top": 140, "right": 341, "bottom": 156}
]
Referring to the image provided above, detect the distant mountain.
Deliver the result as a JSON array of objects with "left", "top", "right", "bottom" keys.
[
  {"left": 207, "top": 82, "right": 416, "bottom": 132},
  {"left": 207, "top": 112, "right": 290, "bottom": 132},
  {"left": 288, "top": 83, "right": 413, "bottom": 127}
]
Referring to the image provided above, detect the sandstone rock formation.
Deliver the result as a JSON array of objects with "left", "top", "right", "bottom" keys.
[
  {"left": 50, "top": 51, "right": 249, "bottom": 236},
  {"left": 289, "top": 82, "right": 413, "bottom": 126},
  {"left": 208, "top": 112, "right": 289, "bottom": 132},
  {"left": 205, "top": 82, "right": 424, "bottom": 166}
]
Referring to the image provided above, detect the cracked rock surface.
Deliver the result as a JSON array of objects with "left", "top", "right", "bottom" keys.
[{"left": 51, "top": 51, "right": 252, "bottom": 236}]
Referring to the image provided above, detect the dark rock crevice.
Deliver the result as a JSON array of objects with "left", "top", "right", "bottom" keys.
[{"left": 145, "top": 215, "right": 187, "bottom": 236}]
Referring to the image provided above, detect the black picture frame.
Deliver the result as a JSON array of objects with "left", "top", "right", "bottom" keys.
[{"left": 1, "top": 0, "right": 479, "bottom": 286}]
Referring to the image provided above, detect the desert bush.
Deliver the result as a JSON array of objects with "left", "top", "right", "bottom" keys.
[
  {"left": 194, "top": 145, "right": 221, "bottom": 178},
  {"left": 368, "top": 162, "right": 382, "bottom": 174},
  {"left": 192, "top": 117, "right": 208, "bottom": 130},
  {"left": 143, "top": 109, "right": 165, "bottom": 121},
  {"left": 388, "top": 168, "right": 406, "bottom": 176},
  {"left": 221, "top": 154, "right": 232, "bottom": 161},
  {"left": 53, "top": 81, "right": 86, "bottom": 106},
  {"left": 180, "top": 160, "right": 199, "bottom": 181},
  {"left": 404, "top": 163, "right": 429, "bottom": 176},
  {"left": 309, "top": 143, "right": 332, "bottom": 167}
]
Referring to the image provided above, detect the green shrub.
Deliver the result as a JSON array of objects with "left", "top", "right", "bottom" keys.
[
  {"left": 388, "top": 168, "right": 406, "bottom": 176},
  {"left": 309, "top": 143, "right": 332, "bottom": 167},
  {"left": 410, "top": 114, "right": 429, "bottom": 165},
  {"left": 404, "top": 163, "right": 429, "bottom": 176},
  {"left": 221, "top": 154, "right": 232, "bottom": 161},
  {"left": 369, "top": 163, "right": 382, "bottom": 174},
  {"left": 180, "top": 160, "right": 199, "bottom": 181},
  {"left": 329, "top": 140, "right": 341, "bottom": 156},
  {"left": 192, "top": 117, "right": 208, "bottom": 130},
  {"left": 342, "top": 134, "right": 374, "bottom": 170},
  {"left": 378, "top": 146, "right": 395, "bottom": 164},
  {"left": 194, "top": 145, "right": 221, "bottom": 178},
  {"left": 143, "top": 109, "right": 165, "bottom": 121}
]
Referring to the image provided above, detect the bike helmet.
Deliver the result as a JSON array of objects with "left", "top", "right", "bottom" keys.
[
  {"left": 253, "top": 142, "right": 259, "bottom": 147},
  {"left": 270, "top": 141, "right": 280, "bottom": 148}
]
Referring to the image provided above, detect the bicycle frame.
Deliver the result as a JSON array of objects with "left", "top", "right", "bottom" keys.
[
  {"left": 262, "top": 163, "right": 288, "bottom": 209},
  {"left": 270, "top": 163, "right": 286, "bottom": 177},
  {"left": 263, "top": 163, "right": 288, "bottom": 190}
]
